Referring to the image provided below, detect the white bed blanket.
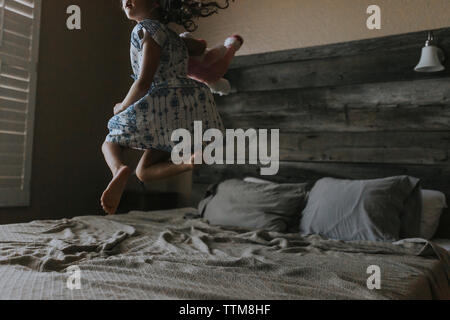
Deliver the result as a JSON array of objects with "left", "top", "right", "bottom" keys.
[{"left": 0, "top": 208, "right": 448, "bottom": 300}]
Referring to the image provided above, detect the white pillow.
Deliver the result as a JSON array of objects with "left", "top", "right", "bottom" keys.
[
  {"left": 420, "top": 189, "right": 448, "bottom": 239},
  {"left": 243, "top": 177, "right": 274, "bottom": 184}
]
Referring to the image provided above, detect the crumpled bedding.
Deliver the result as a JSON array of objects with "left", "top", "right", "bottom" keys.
[{"left": 0, "top": 208, "right": 448, "bottom": 300}]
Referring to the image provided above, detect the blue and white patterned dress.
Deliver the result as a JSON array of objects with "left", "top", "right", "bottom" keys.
[{"left": 106, "top": 19, "right": 225, "bottom": 153}]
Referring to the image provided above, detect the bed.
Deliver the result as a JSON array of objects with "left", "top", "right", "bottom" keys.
[{"left": 0, "top": 208, "right": 448, "bottom": 300}]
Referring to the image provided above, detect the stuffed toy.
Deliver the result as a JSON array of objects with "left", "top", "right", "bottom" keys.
[{"left": 180, "top": 32, "right": 244, "bottom": 96}]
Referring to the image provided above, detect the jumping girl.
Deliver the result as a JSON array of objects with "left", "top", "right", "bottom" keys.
[{"left": 101, "top": 0, "right": 231, "bottom": 215}]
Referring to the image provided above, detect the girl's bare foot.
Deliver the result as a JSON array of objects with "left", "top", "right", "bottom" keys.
[
  {"left": 188, "top": 153, "right": 197, "bottom": 167},
  {"left": 101, "top": 166, "right": 132, "bottom": 215},
  {"left": 182, "top": 153, "right": 198, "bottom": 171}
]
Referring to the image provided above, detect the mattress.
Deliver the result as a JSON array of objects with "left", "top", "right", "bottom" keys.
[{"left": 0, "top": 208, "right": 448, "bottom": 300}]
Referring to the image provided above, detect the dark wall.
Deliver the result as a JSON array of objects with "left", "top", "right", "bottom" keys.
[{"left": 0, "top": 0, "right": 133, "bottom": 224}]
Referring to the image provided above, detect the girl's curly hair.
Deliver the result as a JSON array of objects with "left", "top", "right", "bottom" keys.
[
  {"left": 122, "top": 0, "right": 233, "bottom": 32},
  {"left": 159, "top": 0, "right": 233, "bottom": 31}
]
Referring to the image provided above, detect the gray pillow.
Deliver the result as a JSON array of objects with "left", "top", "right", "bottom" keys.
[
  {"left": 299, "top": 176, "right": 422, "bottom": 241},
  {"left": 199, "top": 179, "right": 309, "bottom": 232}
]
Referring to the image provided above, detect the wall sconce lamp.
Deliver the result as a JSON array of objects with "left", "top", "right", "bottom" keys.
[{"left": 415, "top": 31, "right": 445, "bottom": 72}]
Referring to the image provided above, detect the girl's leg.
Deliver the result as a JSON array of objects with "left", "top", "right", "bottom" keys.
[
  {"left": 102, "top": 140, "right": 126, "bottom": 176},
  {"left": 135, "top": 148, "right": 195, "bottom": 182},
  {"left": 100, "top": 141, "right": 132, "bottom": 215}
]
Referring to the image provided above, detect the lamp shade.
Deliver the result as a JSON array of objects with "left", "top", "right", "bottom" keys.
[{"left": 415, "top": 45, "right": 445, "bottom": 72}]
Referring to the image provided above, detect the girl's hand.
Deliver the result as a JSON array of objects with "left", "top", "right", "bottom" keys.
[{"left": 113, "top": 103, "right": 125, "bottom": 115}]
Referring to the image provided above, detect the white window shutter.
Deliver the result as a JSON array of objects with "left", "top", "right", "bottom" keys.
[{"left": 0, "top": 0, "right": 41, "bottom": 207}]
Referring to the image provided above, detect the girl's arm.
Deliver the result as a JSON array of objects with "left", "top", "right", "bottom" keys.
[{"left": 115, "top": 31, "right": 162, "bottom": 114}]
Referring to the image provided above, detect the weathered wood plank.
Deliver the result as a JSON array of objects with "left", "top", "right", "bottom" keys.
[
  {"left": 218, "top": 78, "right": 450, "bottom": 113},
  {"left": 278, "top": 131, "right": 450, "bottom": 165},
  {"left": 213, "top": 131, "right": 449, "bottom": 165},
  {"left": 227, "top": 48, "right": 450, "bottom": 93},
  {"left": 216, "top": 78, "right": 450, "bottom": 132},
  {"left": 230, "top": 27, "right": 450, "bottom": 69},
  {"left": 220, "top": 103, "right": 450, "bottom": 132}
]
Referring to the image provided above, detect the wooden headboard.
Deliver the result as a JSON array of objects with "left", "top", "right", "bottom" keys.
[{"left": 191, "top": 27, "right": 450, "bottom": 236}]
